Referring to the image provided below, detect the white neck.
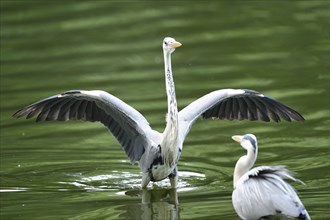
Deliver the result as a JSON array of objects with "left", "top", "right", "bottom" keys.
[
  {"left": 233, "top": 148, "right": 257, "bottom": 187},
  {"left": 162, "top": 50, "right": 179, "bottom": 166}
]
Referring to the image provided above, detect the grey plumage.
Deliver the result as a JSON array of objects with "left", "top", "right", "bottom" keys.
[
  {"left": 201, "top": 90, "right": 303, "bottom": 122},
  {"left": 13, "top": 37, "right": 305, "bottom": 188},
  {"left": 14, "top": 90, "right": 151, "bottom": 163},
  {"left": 232, "top": 134, "right": 310, "bottom": 220}
]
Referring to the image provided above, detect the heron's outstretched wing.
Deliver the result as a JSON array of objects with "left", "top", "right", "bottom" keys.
[
  {"left": 178, "top": 89, "right": 304, "bottom": 142},
  {"left": 13, "top": 90, "right": 158, "bottom": 163},
  {"left": 233, "top": 166, "right": 310, "bottom": 220}
]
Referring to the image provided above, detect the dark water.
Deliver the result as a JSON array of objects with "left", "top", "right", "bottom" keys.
[{"left": 1, "top": 1, "right": 329, "bottom": 219}]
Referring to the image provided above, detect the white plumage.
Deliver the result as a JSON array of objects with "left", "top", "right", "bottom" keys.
[{"left": 232, "top": 134, "right": 310, "bottom": 220}]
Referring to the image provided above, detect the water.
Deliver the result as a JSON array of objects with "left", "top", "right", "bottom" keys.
[{"left": 1, "top": 1, "right": 329, "bottom": 219}]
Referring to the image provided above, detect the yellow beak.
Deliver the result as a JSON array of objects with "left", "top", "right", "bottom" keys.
[
  {"left": 232, "top": 135, "right": 243, "bottom": 143},
  {"left": 171, "top": 41, "right": 182, "bottom": 48}
]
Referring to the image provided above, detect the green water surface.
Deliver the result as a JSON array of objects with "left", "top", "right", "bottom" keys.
[{"left": 1, "top": 1, "right": 329, "bottom": 220}]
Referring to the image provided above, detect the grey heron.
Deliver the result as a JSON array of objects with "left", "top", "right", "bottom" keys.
[
  {"left": 231, "top": 134, "right": 310, "bottom": 220},
  {"left": 13, "top": 37, "right": 304, "bottom": 188}
]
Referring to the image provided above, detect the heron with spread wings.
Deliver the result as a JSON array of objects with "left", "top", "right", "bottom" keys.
[{"left": 13, "top": 37, "right": 304, "bottom": 188}]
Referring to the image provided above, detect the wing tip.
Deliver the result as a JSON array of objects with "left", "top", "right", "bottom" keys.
[
  {"left": 12, "top": 108, "right": 28, "bottom": 119},
  {"left": 293, "top": 112, "right": 305, "bottom": 122},
  {"left": 12, "top": 110, "right": 22, "bottom": 118},
  {"left": 282, "top": 110, "right": 305, "bottom": 122}
]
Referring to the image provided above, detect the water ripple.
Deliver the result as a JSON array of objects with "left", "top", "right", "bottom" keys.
[{"left": 60, "top": 170, "right": 206, "bottom": 192}]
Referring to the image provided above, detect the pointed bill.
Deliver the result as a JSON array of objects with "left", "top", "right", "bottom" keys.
[
  {"left": 232, "top": 135, "right": 243, "bottom": 143},
  {"left": 170, "top": 41, "right": 182, "bottom": 48}
]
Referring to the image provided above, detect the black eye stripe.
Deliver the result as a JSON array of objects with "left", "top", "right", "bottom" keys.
[{"left": 244, "top": 136, "right": 257, "bottom": 153}]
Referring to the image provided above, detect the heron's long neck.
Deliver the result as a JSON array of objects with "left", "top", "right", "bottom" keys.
[
  {"left": 162, "top": 51, "right": 179, "bottom": 165},
  {"left": 233, "top": 149, "right": 257, "bottom": 187},
  {"left": 164, "top": 51, "right": 178, "bottom": 133}
]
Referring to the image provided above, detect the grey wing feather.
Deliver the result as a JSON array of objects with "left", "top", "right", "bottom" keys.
[
  {"left": 202, "top": 89, "right": 304, "bottom": 122},
  {"left": 178, "top": 89, "right": 304, "bottom": 144},
  {"left": 13, "top": 90, "right": 157, "bottom": 163},
  {"left": 237, "top": 165, "right": 302, "bottom": 186}
]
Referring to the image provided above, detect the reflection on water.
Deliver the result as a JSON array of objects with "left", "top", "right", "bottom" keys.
[
  {"left": 60, "top": 170, "right": 205, "bottom": 191},
  {"left": 57, "top": 171, "right": 207, "bottom": 219},
  {"left": 140, "top": 189, "right": 179, "bottom": 220},
  {"left": 124, "top": 189, "right": 179, "bottom": 220},
  {"left": 1, "top": 1, "right": 329, "bottom": 220},
  {"left": 0, "top": 187, "right": 28, "bottom": 193},
  {"left": 64, "top": 172, "right": 182, "bottom": 220}
]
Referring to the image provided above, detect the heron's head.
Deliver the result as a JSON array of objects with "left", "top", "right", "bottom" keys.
[
  {"left": 163, "top": 37, "right": 182, "bottom": 54},
  {"left": 232, "top": 134, "right": 258, "bottom": 154}
]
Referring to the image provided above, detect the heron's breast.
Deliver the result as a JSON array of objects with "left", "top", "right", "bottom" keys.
[
  {"left": 150, "top": 163, "right": 174, "bottom": 181},
  {"left": 148, "top": 152, "right": 176, "bottom": 181},
  {"left": 146, "top": 143, "right": 181, "bottom": 182}
]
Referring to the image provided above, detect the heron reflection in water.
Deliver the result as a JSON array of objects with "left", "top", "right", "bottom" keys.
[
  {"left": 123, "top": 188, "right": 179, "bottom": 220},
  {"left": 231, "top": 134, "right": 310, "bottom": 220},
  {"left": 14, "top": 37, "right": 304, "bottom": 188}
]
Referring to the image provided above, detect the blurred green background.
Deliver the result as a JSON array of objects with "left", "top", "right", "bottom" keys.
[{"left": 1, "top": 1, "right": 329, "bottom": 219}]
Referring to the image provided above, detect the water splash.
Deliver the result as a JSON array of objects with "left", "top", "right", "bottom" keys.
[{"left": 60, "top": 170, "right": 206, "bottom": 192}]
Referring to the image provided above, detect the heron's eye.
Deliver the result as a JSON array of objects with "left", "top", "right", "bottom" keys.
[{"left": 164, "top": 42, "right": 168, "bottom": 45}]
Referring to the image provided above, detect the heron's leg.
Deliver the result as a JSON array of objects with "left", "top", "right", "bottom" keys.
[
  {"left": 141, "top": 189, "right": 151, "bottom": 204},
  {"left": 141, "top": 173, "right": 150, "bottom": 189},
  {"left": 169, "top": 167, "right": 178, "bottom": 188},
  {"left": 169, "top": 188, "right": 179, "bottom": 205}
]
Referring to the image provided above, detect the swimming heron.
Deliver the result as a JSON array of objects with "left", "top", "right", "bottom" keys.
[
  {"left": 13, "top": 37, "right": 304, "bottom": 188},
  {"left": 232, "top": 134, "right": 310, "bottom": 220}
]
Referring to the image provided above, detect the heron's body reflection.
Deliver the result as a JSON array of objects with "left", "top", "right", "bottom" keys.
[{"left": 125, "top": 188, "right": 179, "bottom": 220}]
